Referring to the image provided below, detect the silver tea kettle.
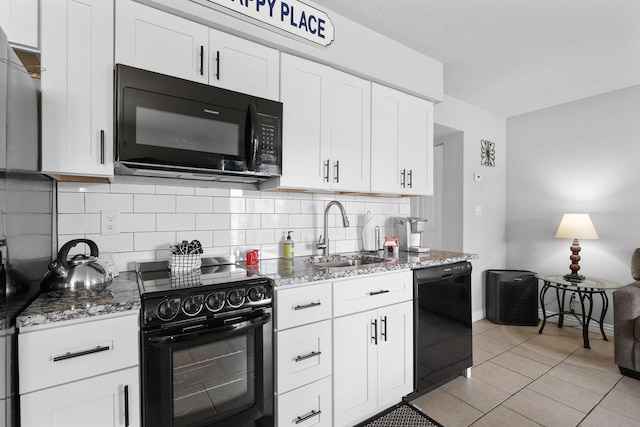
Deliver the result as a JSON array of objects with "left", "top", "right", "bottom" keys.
[{"left": 41, "top": 239, "right": 113, "bottom": 292}]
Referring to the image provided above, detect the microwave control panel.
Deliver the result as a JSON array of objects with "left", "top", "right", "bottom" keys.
[{"left": 256, "top": 114, "right": 281, "bottom": 173}]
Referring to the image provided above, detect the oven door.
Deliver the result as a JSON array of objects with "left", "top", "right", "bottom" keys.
[{"left": 142, "top": 309, "right": 273, "bottom": 427}]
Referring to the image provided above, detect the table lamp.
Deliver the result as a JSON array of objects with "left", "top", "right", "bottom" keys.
[{"left": 555, "top": 213, "right": 599, "bottom": 282}]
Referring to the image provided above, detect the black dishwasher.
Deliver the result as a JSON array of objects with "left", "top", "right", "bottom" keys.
[{"left": 409, "top": 262, "right": 473, "bottom": 398}]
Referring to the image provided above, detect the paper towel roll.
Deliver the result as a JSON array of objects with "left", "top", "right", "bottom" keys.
[{"left": 362, "top": 211, "right": 376, "bottom": 251}]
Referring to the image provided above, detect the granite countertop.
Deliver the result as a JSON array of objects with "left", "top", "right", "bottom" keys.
[
  {"left": 243, "top": 250, "right": 478, "bottom": 287},
  {"left": 16, "top": 271, "right": 140, "bottom": 330}
]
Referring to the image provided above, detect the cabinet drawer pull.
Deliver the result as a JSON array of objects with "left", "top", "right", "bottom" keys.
[
  {"left": 369, "top": 289, "right": 390, "bottom": 296},
  {"left": 100, "top": 130, "right": 105, "bottom": 164},
  {"left": 53, "top": 345, "right": 110, "bottom": 362},
  {"left": 293, "top": 301, "right": 321, "bottom": 311},
  {"left": 124, "top": 384, "right": 130, "bottom": 427},
  {"left": 295, "top": 409, "right": 321, "bottom": 424},
  {"left": 294, "top": 350, "right": 322, "bottom": 362},
  {"left": 408, "top": 169, "right": 413, "bottom": 188},
  {"left": 199, "top": 45, "right": 204, "bottom": 76},
  {"left": 215, "top": 50, "right": 220, "bottom": 80},
  {"left": 334, "top": 160, "right": 340, "bottom": 183},
  {"left": 381, "top": 315, "right": 388, "bottom": 341},
  {"left": 371, "top": 319, "right": 378, "bottom": 345},
  {"left": 323, "top": 159, "right": 330, "bottom": 182},
  {"left": 400, "top": 169, "right": 406, "bottom": 188}
]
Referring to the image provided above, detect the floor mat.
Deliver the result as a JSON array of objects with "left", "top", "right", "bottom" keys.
[{"left": 356, "top": 402, "right": 443, "bottom": 427}]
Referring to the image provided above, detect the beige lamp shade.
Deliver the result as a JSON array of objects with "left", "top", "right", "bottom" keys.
[{"left": 555, "top": 213, "right": 599, "bottom": 239}]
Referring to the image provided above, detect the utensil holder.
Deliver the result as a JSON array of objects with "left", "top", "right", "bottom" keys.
[{"left": 168, "top": 253, "right": 202, "bottom": 273}]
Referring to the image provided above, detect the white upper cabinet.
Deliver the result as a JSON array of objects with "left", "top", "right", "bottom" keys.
[
  {"left": 40, "top": 0, "right": 114, "bottom": 179},
  {"left": 115, "top": 0, "right": 209, "bottom": 84},
  {"left": 0, "top": 0, "right": 38, "bottom": 50},
  {"left": 115, "top": 0, "right": 280, "bottom": 99},
  {"left": 371, "top": 83, "right": 434, "bottom": 196},
  {"left": 209, "top": 29, "right": 279, "bottom": 100},
  {"left": 278, "top": 53, "right": 371, "bottom": 192}
]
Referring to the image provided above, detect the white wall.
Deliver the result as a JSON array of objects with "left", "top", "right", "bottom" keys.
[
  {"left": 435, "top": 95, "right": 508, "bottom": 320},
  {"left": 506, "top": 84, "right": 640, "bottom": 327},
  {"left": 56, "top": 182, "right": 410, "bottom": 272}
]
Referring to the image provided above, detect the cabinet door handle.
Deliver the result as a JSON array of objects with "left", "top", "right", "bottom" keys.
[
  {"left": 381, "top": 315, "right": 388, "bottom": 342},
  {"left": 334, "top": 160, "right": 340, "bottom": 183},
  {"left": 400, "top": 169, "right": 406, "bottom": 188},
  {"left": 323, "top": 159, "right": 330, "bottom": 182},
  {"left": 371, "top": 319, "right": 378, "bottom": 345},
  {"left": 293, "top": 301, "right": 321, "bottom": 311},
  {"left": 199, "top": 45, "right": 204, "bottom": 76},
  {"left": 53, "top": 345, "right": 111, "bottom": 362},
  {"left": 100, "top": 130, "right": 105, "bottom": 164},
  {"left": 215, "top": 50, "right": 220, "bottom": 80},
  {"left": 295, "top": 409, "right": 321, "bottom": 424},
  {"left": 124, "top": 384, "right": 130, "bottom": 427},
  {"left": 408, "top": 169, "right": 413, "bottom": 188},
  {"left": 369, "top": 289, "right": 390, "bottom": 296},
  {"left": 294, "top": 350, "right": 322, "bottom": 362}
]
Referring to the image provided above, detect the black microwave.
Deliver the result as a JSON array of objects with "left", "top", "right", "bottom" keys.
[{"left": 114, "top": 64, "right": 282, "bottom": 183}]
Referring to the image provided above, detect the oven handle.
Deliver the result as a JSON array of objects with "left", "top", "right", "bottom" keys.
[{"left": 147, "top": 312, "right": 271, "bottom": 345}]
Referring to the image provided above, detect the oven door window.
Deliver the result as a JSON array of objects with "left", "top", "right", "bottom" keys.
[{"left": 173, "top": 332, "right": 255, "bottom": 427}]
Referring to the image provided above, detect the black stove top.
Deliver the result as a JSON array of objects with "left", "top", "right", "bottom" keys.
[{"left": 136, "top": 257, "right": 272, "bottom": 328}]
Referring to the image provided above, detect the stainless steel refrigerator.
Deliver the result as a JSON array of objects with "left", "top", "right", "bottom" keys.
[{"left": 0, "top": 26, "right": 54, "bottom": 427}]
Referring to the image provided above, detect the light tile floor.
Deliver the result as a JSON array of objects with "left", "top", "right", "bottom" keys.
[{"left": 410, "top": 318, "right": 640, "bottom": 426}]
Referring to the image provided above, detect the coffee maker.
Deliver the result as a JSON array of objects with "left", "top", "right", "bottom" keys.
[{"left": 396, "top": 217, "right": 429, "bottom": 252}]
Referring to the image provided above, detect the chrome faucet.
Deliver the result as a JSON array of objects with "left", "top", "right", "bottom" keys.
[{"left": 317, "top": 201, "right": 350, "bottom": 256}]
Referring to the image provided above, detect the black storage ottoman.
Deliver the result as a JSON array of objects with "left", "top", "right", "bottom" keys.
[{"left": 485, "top": 270, "right": 538, "bottom": 326}]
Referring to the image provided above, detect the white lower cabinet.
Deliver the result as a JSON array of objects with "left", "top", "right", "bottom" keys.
[
  {"left": 276, "top": 376, "right": 332, "bottom": 427},
  {"left": 20, "top": 366, "right": 139, "bottom": 427},
  {"left": 18, "top": 312, "right": 140, "bottom": 427}
]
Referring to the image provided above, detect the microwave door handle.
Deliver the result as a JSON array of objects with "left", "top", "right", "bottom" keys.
[{"left": 245, "top": 103, "right": 259, "bottom": 171}]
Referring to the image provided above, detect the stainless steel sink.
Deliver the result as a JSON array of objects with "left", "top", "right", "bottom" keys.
[{"left": 310, "top": 256, "right": 387, "bottom": 269}]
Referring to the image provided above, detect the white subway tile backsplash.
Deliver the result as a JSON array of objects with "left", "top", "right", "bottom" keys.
[
  {"left": 135, "top": 194, "right": 176, "bottom": 213},
  {"left": 85, "top": 233, "right": 134, "bottom": 253},
  {"left": 245, "top": 229, "right": 275, "bottom": 245},
  {"left": 196, "top": 213, "right": 231, "bottom": 230},
  {"left": 56, "top": 182, "right": 412, "bottom": 270},
  {"left": 230, "top": 213, "right": 261, "bottom": 230},
  {"left": 214, "top": 197, "right": 245, "bottom": 213},
  {"left": 246, "top": 198, "right": 275, "bottom": 214},
  {"left": 176, "top": 231, "right": 214, "bottom": 248},
  {"left": 157, "top": 214, "right": 196, "bottom": 231},
  {"left": 261, "top": 213, "right": 288, "bottom": 229},
  {"left": 177, "top": 196, "right": 213, "bottom": 213},
  {"left": 213, "top": 230, "right": 245, "bottom": 247},
  {"left": 135, "top": 231, "right": 176, "bottom": 251},
  {"left": 120, "top": 213, "right": 156, "bottom": 233},
  {"left": 156, "top": 185, "right": 195, "bottom": 195},
  {"left": 275, "top": 199, "right": 300, "bottom": 214},
  {"left": 85, "top": 193, "right": 134, "bottom": 213},
  {"left": 58, "top": 193, "right": 85, "bottom": 213},
  {"left": 58, "top": 213, "right": 100, "bottom": 235},
  {"left": 195, "top": 187, "right": 229, "bottom": 197}
]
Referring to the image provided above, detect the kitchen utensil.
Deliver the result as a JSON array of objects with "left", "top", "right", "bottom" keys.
[{"left": 41, "top": 239, "right": 113, "bottom": 292}]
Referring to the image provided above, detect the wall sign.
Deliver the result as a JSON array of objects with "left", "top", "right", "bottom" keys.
[
  {"left": 481, "top": 139, "right": 495, "bottom": 167},
  {"left": 191, "top": 0, "right": 335, "bottom": 47}
]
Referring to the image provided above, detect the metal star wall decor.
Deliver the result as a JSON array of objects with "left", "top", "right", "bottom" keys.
[{"left": 481, "top": 139, "right": 495, "bottom": 167}]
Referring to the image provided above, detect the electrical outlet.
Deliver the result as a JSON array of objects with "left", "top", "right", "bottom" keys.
[{"left": 101, "top": 210, "right": 120, "bottom": 235}]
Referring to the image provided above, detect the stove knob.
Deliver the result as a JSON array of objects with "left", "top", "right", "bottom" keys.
[
  {"left": 182, "top": 295, "right": 204, "bottom": 316},
  {"left": 157, "top": 298, "right": 181, "bottom": 321},
  {"left": 205, "top": 291, "right": 226, "bottom": 312},
  {"left": 247, "top": 286, "right": 264, "bottom": 302},
  {"left": 227, "top": 289, "right": 245, "bottom": 308}
]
